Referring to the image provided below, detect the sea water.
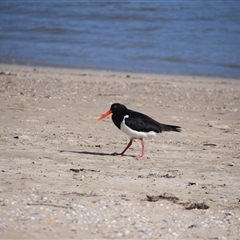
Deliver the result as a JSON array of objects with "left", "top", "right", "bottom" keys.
[{"left": 0, "top": 1, "right": 240, "bottom": 78}]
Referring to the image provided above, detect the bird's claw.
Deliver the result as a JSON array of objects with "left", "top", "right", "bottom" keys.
[{"left": 112, "top": 152, "right": 123, "bottom": 156}]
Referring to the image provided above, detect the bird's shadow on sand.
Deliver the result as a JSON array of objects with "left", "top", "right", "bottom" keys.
[{"left": 59, "top": 150, "right": 134, "bottom": 157}]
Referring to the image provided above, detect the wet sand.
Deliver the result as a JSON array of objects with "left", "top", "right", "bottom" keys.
[{"left": 0, "top": 64, "right": 240, "bottom": 239}]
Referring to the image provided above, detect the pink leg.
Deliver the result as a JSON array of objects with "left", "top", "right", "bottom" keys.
[
  {"left": 136, "top": 139, "right": 145, "bottom": 159},
  {"left": 117, "top": 139, "right": 133, "bottom": 156}
]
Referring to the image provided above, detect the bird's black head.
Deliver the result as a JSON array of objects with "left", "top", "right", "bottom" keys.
[
  {"left": 98, "top": 103, "right": 127, "bottom": 121},
  {"left": 110, "top": 103, "right": 127, "bottom": 114}
]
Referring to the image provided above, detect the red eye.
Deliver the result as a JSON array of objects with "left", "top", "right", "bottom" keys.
[{"left": 113, "top": 105, "right": 117, "bottom": 109}]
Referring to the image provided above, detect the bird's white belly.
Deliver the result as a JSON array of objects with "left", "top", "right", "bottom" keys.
[{"left": 120, "top": 115, "right": 157, "bottom": 139}]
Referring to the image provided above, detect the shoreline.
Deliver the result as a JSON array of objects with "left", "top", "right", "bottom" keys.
[
  {"left": 1, "top": 60, "right": 240, "bottom": 80},
  {"left": 0, "top": 63, "right": 239, "bottom": 239}
]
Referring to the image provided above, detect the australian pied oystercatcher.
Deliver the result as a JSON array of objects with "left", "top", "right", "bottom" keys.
[{"left": 98, "top": 103, "right": 181, "bottom": 159}]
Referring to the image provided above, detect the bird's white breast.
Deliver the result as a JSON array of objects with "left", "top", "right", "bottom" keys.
[{"left": 120, "top": 115, "right": 157, "bottom": 139}]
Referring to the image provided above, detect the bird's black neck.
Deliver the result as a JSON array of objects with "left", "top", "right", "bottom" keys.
[{"left": 112, "top": 111, "right": 126, "bottom": 129}]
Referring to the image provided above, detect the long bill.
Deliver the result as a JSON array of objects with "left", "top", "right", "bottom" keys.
[{"left": 98, "top": 109, "right": 112, "bottom": 121}]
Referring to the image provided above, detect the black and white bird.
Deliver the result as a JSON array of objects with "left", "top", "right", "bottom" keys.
[{"left": 98, "top": 103, "right": 181, "bottom": 159}]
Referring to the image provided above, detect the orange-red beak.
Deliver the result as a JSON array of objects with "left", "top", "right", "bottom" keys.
[{"left": 98, "top": 109, "right": 112, "bottom": 121}]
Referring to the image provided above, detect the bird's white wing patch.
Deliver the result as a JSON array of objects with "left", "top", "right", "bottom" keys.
[{"left": 120, "top": 115, "right": 157, "bottom": 139}]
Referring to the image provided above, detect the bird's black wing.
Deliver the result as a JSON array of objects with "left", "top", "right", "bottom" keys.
[
  {"left": 124, "top": 110, "right": 163, "bottom": 133},
  {"left": 125, "top": 110, "right": 181, "bottom": 133}
]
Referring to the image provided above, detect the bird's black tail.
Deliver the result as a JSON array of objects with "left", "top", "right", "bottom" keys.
[{"left": 161, "top": 124, "right": 181, "bottom": 132}]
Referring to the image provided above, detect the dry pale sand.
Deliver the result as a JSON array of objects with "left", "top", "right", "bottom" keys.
[{"left": 0, "top": 64, "right": 240, "bottom": 239}]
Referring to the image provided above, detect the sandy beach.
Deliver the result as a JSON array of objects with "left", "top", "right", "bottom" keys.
[{"left": 0, "top": 64, "right": 239, "bottom": 239}]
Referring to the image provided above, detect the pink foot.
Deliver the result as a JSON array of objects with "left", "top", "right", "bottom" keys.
[
  {"left": 112, "top": 152, "right": 123, "bottom": 156},
  {"left": 135, "top": 139, "right": 145, "bottom": 159}
]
